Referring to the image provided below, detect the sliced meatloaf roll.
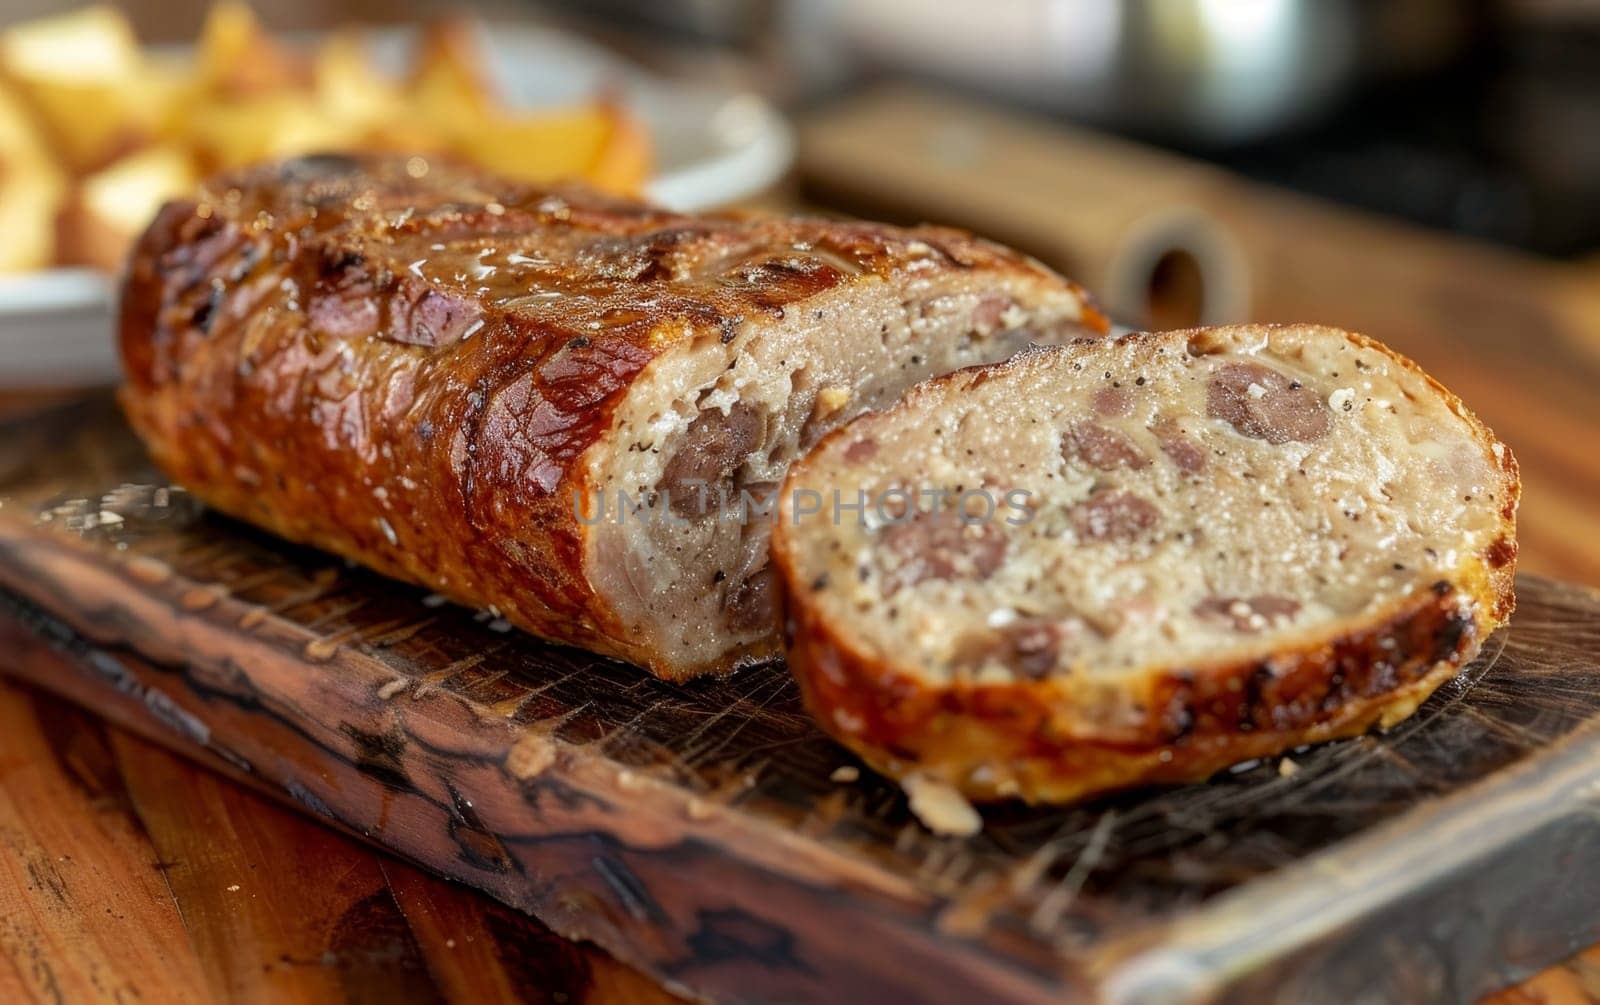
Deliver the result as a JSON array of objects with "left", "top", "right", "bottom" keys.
[
  {"left": 775, "top": 324, "right": 1518, "bottom": 807},
  {"left": 118, "top": 153, "right": 1105, "bottom": 679}
]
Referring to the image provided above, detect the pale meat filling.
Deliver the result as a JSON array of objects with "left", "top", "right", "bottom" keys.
[
  {"left": 798, "top": 327, "right": 1506, "bottom": 682},
  {"left": 587, "top": 279, "right": 1089, "bottom": 669}
]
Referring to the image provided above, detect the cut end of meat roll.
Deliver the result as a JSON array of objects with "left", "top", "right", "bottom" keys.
[
  {"left": 587, "top": 266, "right": 1099, "bottom": 678},
  {"left": 774, "top": 324, "right": 1519, "bottom": 805}
]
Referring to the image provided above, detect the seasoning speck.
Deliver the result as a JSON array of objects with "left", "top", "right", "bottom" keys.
[{"left": 902, "top": 773, "right": 981, "bottom": 837}]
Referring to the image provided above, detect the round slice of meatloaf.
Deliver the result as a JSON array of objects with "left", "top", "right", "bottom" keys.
[{"left": 773, "top": 324, "right": 1519, "bottom": 805}]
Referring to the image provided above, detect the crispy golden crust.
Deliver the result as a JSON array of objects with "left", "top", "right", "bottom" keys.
[
  {"left": 118, "top": 153, "right": 1104, "bottom": 677},
  {"left": 774, "top": 325, "right": 1520, "bottom": 804}
]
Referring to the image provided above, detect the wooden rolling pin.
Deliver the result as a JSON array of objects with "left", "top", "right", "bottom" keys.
[{"left": 799, "top": 85, "right": 1600, "bottom": 585}]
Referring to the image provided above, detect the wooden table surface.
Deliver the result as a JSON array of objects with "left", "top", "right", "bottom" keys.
[
  {"left": 0, "top": 675, "right": 672, "bottom": 1004},
  {"left": 4, "top": 84, "right": 1600, "bottom": 1003}
]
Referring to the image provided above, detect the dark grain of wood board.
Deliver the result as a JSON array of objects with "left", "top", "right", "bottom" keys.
[{"left": 4, "top": 396, "right": 1600, "bottom": 1004}]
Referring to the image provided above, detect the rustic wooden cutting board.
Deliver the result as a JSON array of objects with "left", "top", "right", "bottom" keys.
[{"left": 3, "top": 395, "right": 1600, "bottom": 1005}]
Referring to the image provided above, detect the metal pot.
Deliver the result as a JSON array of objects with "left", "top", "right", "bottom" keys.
[{"left": 820, "top": 0, "right": 1483, "bottom": 145}]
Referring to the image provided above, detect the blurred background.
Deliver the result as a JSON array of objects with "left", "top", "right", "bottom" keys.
[{"left": 0, "top": 0, "right": 1597, "bottom": 582}]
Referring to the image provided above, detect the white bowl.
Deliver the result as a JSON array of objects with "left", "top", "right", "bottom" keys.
[{"left": 0, "top": 23, "right": 795, "bottom": 389}]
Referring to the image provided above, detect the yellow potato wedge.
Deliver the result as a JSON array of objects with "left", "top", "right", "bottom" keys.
[
  {"left": 131, "top": 53, "right": 193, "bottom": 143},
  {"left": 0, "top": 154, "right": 66, "bottom": 273},
  {"left": 0, "top": 79, "right": 64, "bottom": 271},
  {"left": 0, "top": 4, "right": 140, "bottom": 79},
  {"left": 409, "top": 18, "right": 499, "bottom": 125},
  {"left": 0, "top": 5, "right": 160, "bottom": 171},
  {"left": 63, "top": 145, "right": 196, "bottom": 270},
  {"left": 194, "top": 0, "right": 308, "bottom": 98},
  {"left": 0, "top": 4, "right": 656, "bottom": 275},
  {"left": 314, "top": 31, "right": 404, "bottom": 129},
  {"left": 458, "top": 102, "right": 653, "bottom": 193},
  {"left": 0, "top": 77, "right": 50, "bottom": 162},
  {"left": 588, "top": 103, "right": 653, "bottom": 195},
  {"left": 184, "top": 93, "right": 349, "bottom": 172},
  {"left": 457, "top": 105, "right": 612, "bottom": 184}
]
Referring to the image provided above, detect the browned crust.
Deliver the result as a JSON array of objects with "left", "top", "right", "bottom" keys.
[
  {"left": 774, "top": 324, "right": 1520, "bottom": 803},
  {"left": 117, "top": 153, "right": 1105, "bottom": 680}
]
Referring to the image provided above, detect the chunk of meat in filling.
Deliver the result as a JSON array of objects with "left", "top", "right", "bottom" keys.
[
  {"left": 970, "top": 292, "right": 1013, "bottom": 333},
  {"left": 877, "top": 509, "right": 1007, "bottom": 593},
  {"left": 1073, "top": 489, "right": 1160, "bottom": 542},
  {"left": 954, "top": 619, "right": 1069, "bottom": 679},
  {"left": 1063, "top": 421, "right": 1148, "bottom": 471},
  {"left": 1153, "top": 416, "right": 1207, "bottom": 474},
  {"left": 1194, "top": 594, "right": 1302, "bottom": 632},
  {"left": 800, "top": 386, "right": 855, "bottom": 450},
  {"left": 1206, "top": 361, "right": 1331, "bottom": 444},
  {"left": 659, "top": 403, "right": 764, "bottom": 516},
  {"left": 1092, "top": 385, "right": 1134, "bottom": 418},
  {"left": 726, "top": 566, "right": 779, "bottom": 632},
  {"left": 843, "top": 436, "right": 878, "bottom": 463}
]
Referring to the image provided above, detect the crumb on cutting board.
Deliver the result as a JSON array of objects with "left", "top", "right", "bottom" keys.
[{"left": 902, "top": 773, "right": 981, "bottom": 837}]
